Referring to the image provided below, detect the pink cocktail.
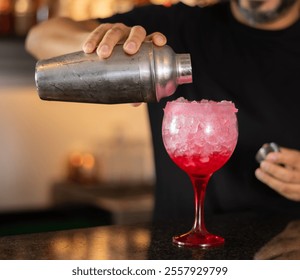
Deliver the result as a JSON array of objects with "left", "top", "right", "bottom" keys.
[{"left": 162, "top": 98, "right": 238, "bottom": 247}]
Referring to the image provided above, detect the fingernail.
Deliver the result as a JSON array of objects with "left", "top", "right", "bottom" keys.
[
  {"left": 255, "top": 168, "right": 263, "bottom": 179},
  {"left": 260, "top": 161, "right": 267, "bottom": 169},
  {"left": 83, "top": 43, "right": 93, "bottom": 53},
  {"left": 131, "top": 102, "right": 142, "bottom": 107},
  {"left": 98, "top": 44, "right": 110, "bottom": 57},
  {"left": 124, "top": 41, "right": 137, "bottom": 53},
  {"left": 266, "top": 153, "right": 277, "bottom": 161},
  {"left": 155, "top": 35, "right": 166, "bottom": 45}
]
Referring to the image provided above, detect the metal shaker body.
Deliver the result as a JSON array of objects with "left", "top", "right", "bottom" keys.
[{"left": 35, "top": 42, "right": 192, "bottom": 104}]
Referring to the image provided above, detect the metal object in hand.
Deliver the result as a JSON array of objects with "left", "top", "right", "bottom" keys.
[{"left": 256, "top": 142, "right": 280, "bottom": 163}]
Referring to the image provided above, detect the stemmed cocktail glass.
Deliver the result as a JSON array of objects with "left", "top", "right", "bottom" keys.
[{"left": 162, "top": 98, "right": 238, "bottom": 247}]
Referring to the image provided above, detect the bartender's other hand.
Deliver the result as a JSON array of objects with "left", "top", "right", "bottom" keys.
[
  {"left": 254, "top": 220, "right": 300, "bottom": 260},
  {"left": 255, "top": 147, "right": 300, "bottom": 201},
  {"left": 82, "top": 23, "right": 167, "bottom": 58}
]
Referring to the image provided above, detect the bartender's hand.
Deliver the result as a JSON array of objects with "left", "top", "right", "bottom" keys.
[
  {"left": 82, "top": 23, "right": 167, "bottom": 58},
  {"left": 254, "top": 220, "right": 300, "bottom": 260},
  {"left": 255, "top": 147, "right": 300, "bottom": 201}
]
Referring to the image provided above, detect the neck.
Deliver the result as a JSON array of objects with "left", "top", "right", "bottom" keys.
[{"left": 230, "top": 0, "right": 300, "bottom": 30}]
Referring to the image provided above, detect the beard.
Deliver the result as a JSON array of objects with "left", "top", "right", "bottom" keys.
[{"left": 233, "top": 0, "right": 298, "bottom": 24}]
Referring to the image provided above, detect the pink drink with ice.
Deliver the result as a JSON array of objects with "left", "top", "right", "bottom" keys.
[{"left": 162, "top": 98, "right": 238, "bottom": 247}]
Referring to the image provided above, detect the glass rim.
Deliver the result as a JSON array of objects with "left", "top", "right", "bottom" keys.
[{"left": 164, "top": 99, "right": 238, "bottom": 113}]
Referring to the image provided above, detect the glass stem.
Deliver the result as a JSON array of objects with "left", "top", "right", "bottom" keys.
[{"left": 190, "top": 174, "right": 212, "bottom": 233}]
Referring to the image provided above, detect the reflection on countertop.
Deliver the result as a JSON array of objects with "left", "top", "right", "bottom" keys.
[
  {"left": 1, "top": 211, "right": 300, "bottom": 260},
  {"left": 0, "top": 224, "right": 150, "bottom": 260}
]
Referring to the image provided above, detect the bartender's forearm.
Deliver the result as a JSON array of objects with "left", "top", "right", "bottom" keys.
[{"left": 25, "top": 17, "right": 99, "bottom": 60}]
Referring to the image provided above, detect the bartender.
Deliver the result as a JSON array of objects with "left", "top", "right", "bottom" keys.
[{"left": 26, "top": 0, "right": 300, "bottom": 223}]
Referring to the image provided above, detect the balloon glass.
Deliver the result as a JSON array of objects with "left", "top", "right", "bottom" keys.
[{"left": 162, "top": 98, "right": 238, "bottom": 247}]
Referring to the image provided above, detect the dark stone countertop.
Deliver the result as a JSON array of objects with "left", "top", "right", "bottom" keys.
[{"left": 0, "top": 211, "right": 299, "bottom": 260}]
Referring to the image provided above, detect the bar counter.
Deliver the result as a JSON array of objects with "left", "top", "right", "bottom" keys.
[{"left": 0, "top": 211, "right": 299, "bottom": 260}]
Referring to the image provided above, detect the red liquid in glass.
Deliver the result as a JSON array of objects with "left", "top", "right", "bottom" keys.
[
  {"left": 170, "top": 152, "right": 231, "bottom": 247},
  {"left": 171, "top": 152, "right": 232, "bottom": 176}
]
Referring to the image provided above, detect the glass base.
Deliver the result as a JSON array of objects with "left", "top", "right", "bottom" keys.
[{"left": 173, "top": 230, "right": 224, "bottom": 248}]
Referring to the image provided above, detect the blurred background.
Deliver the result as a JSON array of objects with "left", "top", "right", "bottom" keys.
[{"left": 0, "top": 0, "right": 181, "bottom": 236}]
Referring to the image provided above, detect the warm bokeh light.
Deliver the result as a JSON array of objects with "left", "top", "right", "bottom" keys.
[
  {"left": 49, "top": 226, "right": 151, "bottom": 259},
  {"left": 82, "top": 153, "right": 96, "bottom": 169},
  {"left": 69, "top": 152, "right": 83, "bottom": 167},
  {"left": 15, "top": 0, "right": 31, "bottom": 14},
  {"left": 0, "top": 0, "right": 11, "bottom": 12},
  {"left": 52, "top": 0, "right": 180, "bottom": 20}
]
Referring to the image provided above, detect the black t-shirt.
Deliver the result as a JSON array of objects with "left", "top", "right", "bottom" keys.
[{"left": 100, "top": 3, "right": 300, "bottom": 222}]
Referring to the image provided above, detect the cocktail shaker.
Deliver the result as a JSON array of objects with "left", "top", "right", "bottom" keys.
[{"left": 35, "top": 42, "right": 192, "bottom": 104}]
